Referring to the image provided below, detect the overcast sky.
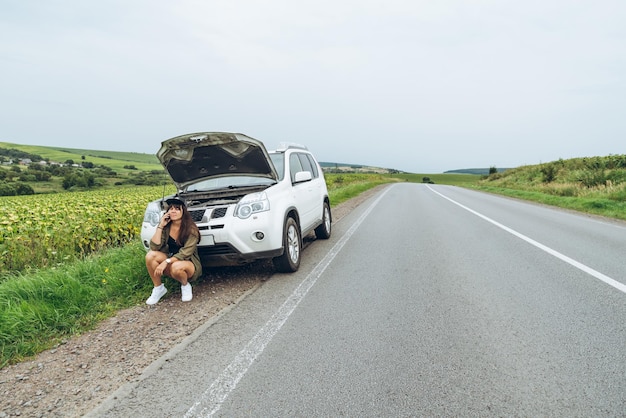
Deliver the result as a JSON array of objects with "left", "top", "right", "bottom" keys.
[{"left": 1, "top": 0, "right": 624, "bottom": 173}]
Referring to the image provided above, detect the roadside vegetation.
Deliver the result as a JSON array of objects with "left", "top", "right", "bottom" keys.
[
  {"left": 0, "top": 242, "right": 151, "bottom": 368},
  {"left": 474, "top": 155, "right": 626, "bottom": 221},
  {"left": 325, "top": 173, "right": 397, "bottom": 205},
  {"left": 1, "top": 142, "right": 623, "bottom": 368}
]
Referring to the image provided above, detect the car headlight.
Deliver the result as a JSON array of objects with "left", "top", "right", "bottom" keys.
[
  {"left": 235, "top": 192, "right": 270, "bottom": 219},
  {"left": 143, "top": 201, "right": 163, "bottom": 226}
]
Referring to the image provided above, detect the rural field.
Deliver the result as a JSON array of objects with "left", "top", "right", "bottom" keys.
[{"left": 0, "top": 186, "right": 169, "bottom": 273}]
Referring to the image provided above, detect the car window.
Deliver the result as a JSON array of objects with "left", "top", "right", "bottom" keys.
[
  {"left": 289, "top": 153, "right": 304, "bottom": 183},
  {"left": 269, "top": 153, "right": 285, "bottom": 181},
  {"left": 298, "top": 153, "right": 314, "bottom": 178},
  {"left": 305, "top": 154, "right": 319, "bottom": 178}
]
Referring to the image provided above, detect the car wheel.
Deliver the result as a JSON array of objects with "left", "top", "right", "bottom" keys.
[
  {"left": 314, "top": 202, "right": 331, "bottom": 239},
  {"left": 273, "top": 217, "right": 301, "bottom": 272}
]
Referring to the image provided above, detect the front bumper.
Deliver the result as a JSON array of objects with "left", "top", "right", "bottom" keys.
[{"left": 140, "top": 206, "right": 284, "bottom": 266}]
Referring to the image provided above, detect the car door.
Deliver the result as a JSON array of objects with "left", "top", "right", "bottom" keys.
[{"left": 289, "top": 152, "right": 318, "bottom": 230}]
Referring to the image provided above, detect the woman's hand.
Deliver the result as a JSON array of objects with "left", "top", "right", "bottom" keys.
[
  {"left": 154, "top": 260, "right": 167, "bottom": 277},
  {"left": 158, "top": 213, "right": 171, "bottom": 229}
]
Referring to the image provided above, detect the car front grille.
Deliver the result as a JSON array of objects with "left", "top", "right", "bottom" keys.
[
  {"left": 190, "top": 207, "right": 228, "bottom": 223},
  {"left": 211, "top": 207, "right": 227, "bottom": 219},
  {"left": 189, "top": 210, "right": 205, "bottom": 222}
]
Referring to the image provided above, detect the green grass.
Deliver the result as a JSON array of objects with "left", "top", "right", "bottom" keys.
[
  {"left": 470, "top": 185, "right": 626, "bottom": 221},
  {"left": 0, "top": 241, "right": 154, "bottom": 368},
  {"left": 325, "top": 173, "right": 399, "bottom": 205}
]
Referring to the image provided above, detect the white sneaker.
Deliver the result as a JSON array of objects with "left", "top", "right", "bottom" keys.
[
  {"left": 146, "top": 285, "right": 167, "bottom": 305},
  {"left": 181, "top": 283, "right": 192, "bottom": 302}
]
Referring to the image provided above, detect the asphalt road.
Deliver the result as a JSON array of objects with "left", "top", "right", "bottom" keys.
[{"left": 88, "top": 183, "right": 626, "bottom": 417}]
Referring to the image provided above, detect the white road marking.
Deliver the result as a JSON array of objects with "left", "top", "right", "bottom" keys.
[
  {"left": 428, "top": 185, "right": 626, "bottom": 295},
  {"left": 184, "top": 188, "right": 391, "bottom": 417}
]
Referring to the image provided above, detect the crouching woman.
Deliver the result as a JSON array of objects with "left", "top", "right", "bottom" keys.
[{"left": 145, "top": 197, "right": 202, "bottom": 305}]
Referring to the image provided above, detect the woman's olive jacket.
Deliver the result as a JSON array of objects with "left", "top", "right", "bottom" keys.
[{"left": 149, "top": 226, "right": 202, "bottom": 281}]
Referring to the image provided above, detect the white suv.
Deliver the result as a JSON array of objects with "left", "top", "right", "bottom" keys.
[{"left": 140, "top": 132, "right": 332, "bottom": 272}]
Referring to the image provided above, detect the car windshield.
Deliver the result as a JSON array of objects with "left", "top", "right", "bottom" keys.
[
  {"left": 186, "top": 176, "right": 275, "bottom": 192},
  {"left": 269, "top": 153, "right": 285, "bottom": 181}
]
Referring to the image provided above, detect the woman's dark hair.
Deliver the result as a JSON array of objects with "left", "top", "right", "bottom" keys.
[{"left": 177, "top": 205, "right": 200, "bottom": 245}]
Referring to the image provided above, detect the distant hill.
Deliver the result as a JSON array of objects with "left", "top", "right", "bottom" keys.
[
  {"left": 2, "top": 142, "right": 502, "bottom": 176},
  {"left": 319, "top": 162, "right": 360, "bottom": 168},
  {"left": 0, "top": 141, "right": 162, "bottom": 171},
  {"left": 444, "top": 168, "right": 510, "bottom": 175},
  {"left": 319, "top": 162, "right": 402, "bottom": 174}
]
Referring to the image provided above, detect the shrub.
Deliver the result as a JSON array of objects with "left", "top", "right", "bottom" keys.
[
  {"left": 18, "top": 174, "right": 37, "bottom": 182},
  {"left": 0, "top": 183, "right": 16, "bottom": 196},
  {"left": 0, "top": 182, "right": 34, "bottom": 196},
  {"left": 578, "top": 170, "right": 607, "bottom": 188},
  {"left": 540, "top": 163, "right": 559, "bottom": 183},
  {"left": 606, "top": 169, "right": 626, "bottom": 184},
  {"left": 14, "top": 183, "right": 34, "bottom": 195},
  {"left": 62, "top": 172, "right": 96, "bottom": 189}
]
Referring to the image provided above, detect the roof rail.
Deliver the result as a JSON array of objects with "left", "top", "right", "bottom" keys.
[{"left": 276, "top": 142, "right": 308, "bottom": 152}]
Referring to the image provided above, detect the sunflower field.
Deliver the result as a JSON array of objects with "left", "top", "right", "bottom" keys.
[{"left": 0, "top": 186, "right": 174, "bottom": 274}]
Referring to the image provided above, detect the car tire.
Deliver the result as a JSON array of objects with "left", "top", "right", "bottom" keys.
[
  {"left": 273, "top": 217, "right": 301, "bottom": 272},
  {"left": 314, "top": 201, "right": 331, "bottom": 239}
]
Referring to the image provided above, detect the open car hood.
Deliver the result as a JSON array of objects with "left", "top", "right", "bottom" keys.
[{"left": 156, "top": 132, "right": 278, "bottom": 190}]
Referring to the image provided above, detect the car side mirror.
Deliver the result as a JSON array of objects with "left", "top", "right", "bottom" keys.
[{"left": 294, "top": 171, "right": 312, "bottom": 183}]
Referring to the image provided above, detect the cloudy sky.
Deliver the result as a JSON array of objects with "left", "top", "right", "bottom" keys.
[{"left": 1, "top": 0, "right": 624, "bottom": 173}]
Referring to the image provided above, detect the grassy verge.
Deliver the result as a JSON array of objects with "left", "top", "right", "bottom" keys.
[
  {"left": 325, "top": 173, "right": 398, "bottom": 206},
  {"left": 471, "top": 155, "right": 626, "bottom": 221},
  {"left": 469, "top": 185, "right": 626, "bottom": 221},
  {"left": 0, "top": 242, "right": 158, "bottom": 368}
]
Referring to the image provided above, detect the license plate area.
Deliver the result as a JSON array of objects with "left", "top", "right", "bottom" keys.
[{"left": 200, "top": 235, "right": 215, "bottom": 246}]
